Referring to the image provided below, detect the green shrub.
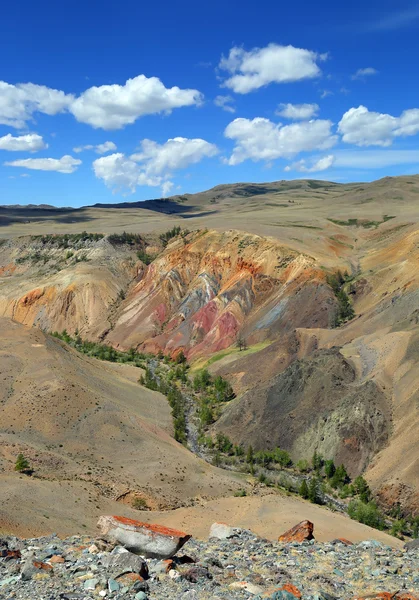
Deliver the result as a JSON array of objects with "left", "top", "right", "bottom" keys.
[
  {"left": 234, "top": 489, "right": 247, "bottom": 497},
  {"left": 348, "top": 499, "right": 385, "bottom": 530},
  {"left": 159, "top": 226, "right": 182, "bottom": 246},
  {"left": 296, "top": 459, "right": 310, "bottom": 473},
  {"left": 15, "top": 453, "right": 31, "bottom": 474},
  {"left": 132, "top": 497, "right": 148, "bottom": 510},
  {"left": 137, "top": 249, "right": 155, "bottom": 265}
]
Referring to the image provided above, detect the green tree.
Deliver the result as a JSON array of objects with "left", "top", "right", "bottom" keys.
[
  {"left": 246, "top": 445, "right": 254, "bottom": 464},
  {"left": 308, "top": 477, "right": 321, "bottom": 504},
  {"left": 331, "top": 464, "right": 350, "bottom": 488},
  {"left": 299, "top": 479, "right": 309, "bottom": 499},
  {"left": 312, "top": 450, "right": 323, "bottom": 473},
  {"left": 15, "top": 453, "right": 30, "bottom": 473},
  {"left": 348, "top": 499, "right": 384, "bottom": 530},
  {"left": 324, "top": 459, "right": 336, "bottom": 479},
  {"left": 353, "top": 475, "right": 371, "bottom": 502}
]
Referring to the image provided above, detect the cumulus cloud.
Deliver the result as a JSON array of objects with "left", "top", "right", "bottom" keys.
[
  {"left": 214, "top": 95, "right": 236, "bottom": 113},
  {"left": 70, "top": 75, "right": 203, "bottom": 129},
  {"left": 93, "top": 153, "right": 159, "bottom": 193},
  {"left": 219, "top": 44, "right": 324, "bottom": 93},
  {"left": 338, "top": 105, "right": 419, "bottom": 146},
  {"left": 0, "top": 133, "right": 47, "bottom": 152},
  {"left": 73, "top": 141, "right": 116, "bottom": 154},
  {"left": 0, "top": 76, "right": 202, "bottom": 130},
  {"left": 276, "top": 103, "right": 319, "bottom": 120},
  {"left": 285, "top": 154, "right": 335, "bottom": 173},
  {"left": 131, "top": 137, "right": 218, "bottom": 174},
  {"left": 94, "top": 137, "right": 218, "bottom": 196},
  {"left": 351, "top": 67, "right": 378, "bottom": 80},
  {"left": 4, "top": 155, "right": 81, "bottom": 173},
  {"left": 0, "top": 81, "right": 73, "bottom": 128},
  {"left": 224, "top": 117, "right": 337, "bottom": 165}
]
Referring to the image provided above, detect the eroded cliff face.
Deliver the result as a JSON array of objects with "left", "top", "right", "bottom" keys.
[
  {"left": 0, "top": 230, "right": 336, "bottom": 357},
  {"left": 106, "top": 229, "right": 336, "bottom": 359}
]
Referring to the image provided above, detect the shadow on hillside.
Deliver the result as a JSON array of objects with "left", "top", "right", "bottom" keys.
[
  {"left": 90, "top": 199, "right": 197, "bottom": 215},
  {"left": 0, "top": 207, "right": 94, "bottom": 227}
]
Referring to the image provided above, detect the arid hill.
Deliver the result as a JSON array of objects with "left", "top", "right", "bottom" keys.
[{"left": 1, "top": 175, "right": 419, "bottom": 524}]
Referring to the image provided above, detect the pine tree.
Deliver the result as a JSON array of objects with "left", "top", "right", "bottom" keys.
[
  {"left": 299, "top": 479, "right": 309, "bottom": 499},
  {"left": 15, "top": 453, "right": 30, "bottom": 473},
  {"left": 324, "top": 459, "right": 336, "bottom": 479},
  {"left": 308, "top": 477, "right": 321, "bottom": 504}
]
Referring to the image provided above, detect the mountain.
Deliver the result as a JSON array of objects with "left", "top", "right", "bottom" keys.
[{"left": 1, "top": 174, "right": 419, "bottom": 533}]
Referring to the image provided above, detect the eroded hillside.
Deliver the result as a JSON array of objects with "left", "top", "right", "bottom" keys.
[{"left": 1, "top": 177, "right": 419, "bottom": 519}]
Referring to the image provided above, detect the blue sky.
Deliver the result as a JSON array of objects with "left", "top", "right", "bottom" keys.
[{"left": 2, "top": 0, "right": 419, "bottom": 206}]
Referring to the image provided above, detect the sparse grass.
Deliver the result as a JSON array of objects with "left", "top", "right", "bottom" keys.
[
  {"left": 190, "top": 340, "right": 272, "bottom": 373},
  {"left": 132, "top": 497, "right": 149, "bottom": 510},
  {"left": 328, "top": 216, "right": 395, "bottom": 229}
]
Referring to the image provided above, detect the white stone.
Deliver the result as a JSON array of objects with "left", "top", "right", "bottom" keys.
[
  {"left": 209, "top": 522, "right": 237, "bottom": 540},
  {"left": 97, "top": 516, "right": 191, "bottom": 559}
]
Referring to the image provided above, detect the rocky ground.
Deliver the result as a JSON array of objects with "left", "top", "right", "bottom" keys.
[{"left": 1, "top": 519, "right": 418, "bottom": 600}]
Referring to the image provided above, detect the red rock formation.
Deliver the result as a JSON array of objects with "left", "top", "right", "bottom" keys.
[{"left": 278, "top": 520, "right": 314, "bottom": 543}]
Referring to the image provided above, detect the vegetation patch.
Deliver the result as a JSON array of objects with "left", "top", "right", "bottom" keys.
[
  {"left": 32, "top": 232, "right": 103, "bottom": 247},
  {"left": 326, "top": 270, "right": 355, "bottom": 326},
  {"left": 328, "top": 216, "right": 395, "bottom": 229},
  {"left": 108, "top": 232, "right": 143, "bottom": 246}
]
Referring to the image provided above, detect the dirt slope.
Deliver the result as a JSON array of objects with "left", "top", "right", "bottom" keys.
[{"left": 0, "top": 318, "right": 246, "bottom": 534}]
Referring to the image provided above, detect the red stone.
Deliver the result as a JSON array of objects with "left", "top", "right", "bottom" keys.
[
  {"left": 49, "top": 555, "right": 65, "bottom": 564},
  {"left": 281, "top": 584, "right": 302, "bottom": 598},
  {"left": 33, "top": 561, "right": 53, "bottom": 572},
  {"left": 278, "top": 520, "right": 314, "bottom": 543}
]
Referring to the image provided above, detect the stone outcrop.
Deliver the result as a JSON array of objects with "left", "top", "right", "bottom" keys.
[
  {"left": 97, "top": 515, "right": 191, "bottom": 559},
  {"left": 278, "top": 520, "right": 314, "bottom": 543}
]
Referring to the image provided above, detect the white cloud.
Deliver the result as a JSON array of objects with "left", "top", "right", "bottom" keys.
[
  {"left": 73, "top": 141, "right": 116, "bottom": 154},
  {"left": 224, "top": 117, "right": 337, "bottom": 165},
  {"left": 0, "top": 81, "right": 73, "bottom": 128},
  {"left": 0, "top": 133, "right": 47, "bottom": 152},
  {"left": 219, "top": 44, "right": 324, "bottom": 94},
  {"left": 93, "top": 153, "right": 160, "bottom": 193},
  {"left": 351, "top": 67, "right": 378, "bottom": 80},
  {"left": 214, "top": 95, "right": 236, "bottom": 113},
  {"left": 338, "top": 105, "right": 419, "bottom": 146},
  {"left": 70, "top": 75, "right": 203, "bottom": 129},
  {"left": 276, "top": 103, "right": 319, "bottom": 120},
  {"left": 161, "top": 181, "right": 174, "bottom": 197},
  {"left": 0, "top": 76, "right": 202, "bottom": 130},
  {"left": 4, "top": 155, "right": 81, "bottom": 173},
  {"left": 320, "top": 90, "right": 333, "bottom": 98},
  {"left": 131, "top": 137, "right": 218, "bottom": 174},
  {"left": 285, "top": 154, "right": 335, "bottom": 173},
  {"left": 94, "top": 137, "right": 218, "bottom": 196}
]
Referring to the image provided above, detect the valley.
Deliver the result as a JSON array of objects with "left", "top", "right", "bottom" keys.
[{"left": 1, "top": 176, "right": 419, "bottom": 542}]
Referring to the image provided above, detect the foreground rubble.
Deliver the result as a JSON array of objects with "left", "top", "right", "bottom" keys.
[{"left": 1, "top": 517, "right": 418, "bottom": 600}]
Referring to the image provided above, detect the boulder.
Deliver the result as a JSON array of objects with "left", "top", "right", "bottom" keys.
[
  {"left": 405, "top": 538, "right": 419, "bottom": 551},
  {"left": 278, "top": 520, "right": 314, "bottom": 543},
  {"left": 209, "top": 522, "right": 237, "bottom": 540},
  {"left": 97, "top": 516, "right": 191, "bottom": 559},
  {"left": 21, "top": 558, "right": 53, "bottom": 581},
  {"left": 102, "top": 548, "right": 148, "bottom": 579}
]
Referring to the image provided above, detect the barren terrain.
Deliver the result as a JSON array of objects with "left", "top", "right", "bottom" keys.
[{"left": 1, "top": 175, "right": 419, "bottom": 537}]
